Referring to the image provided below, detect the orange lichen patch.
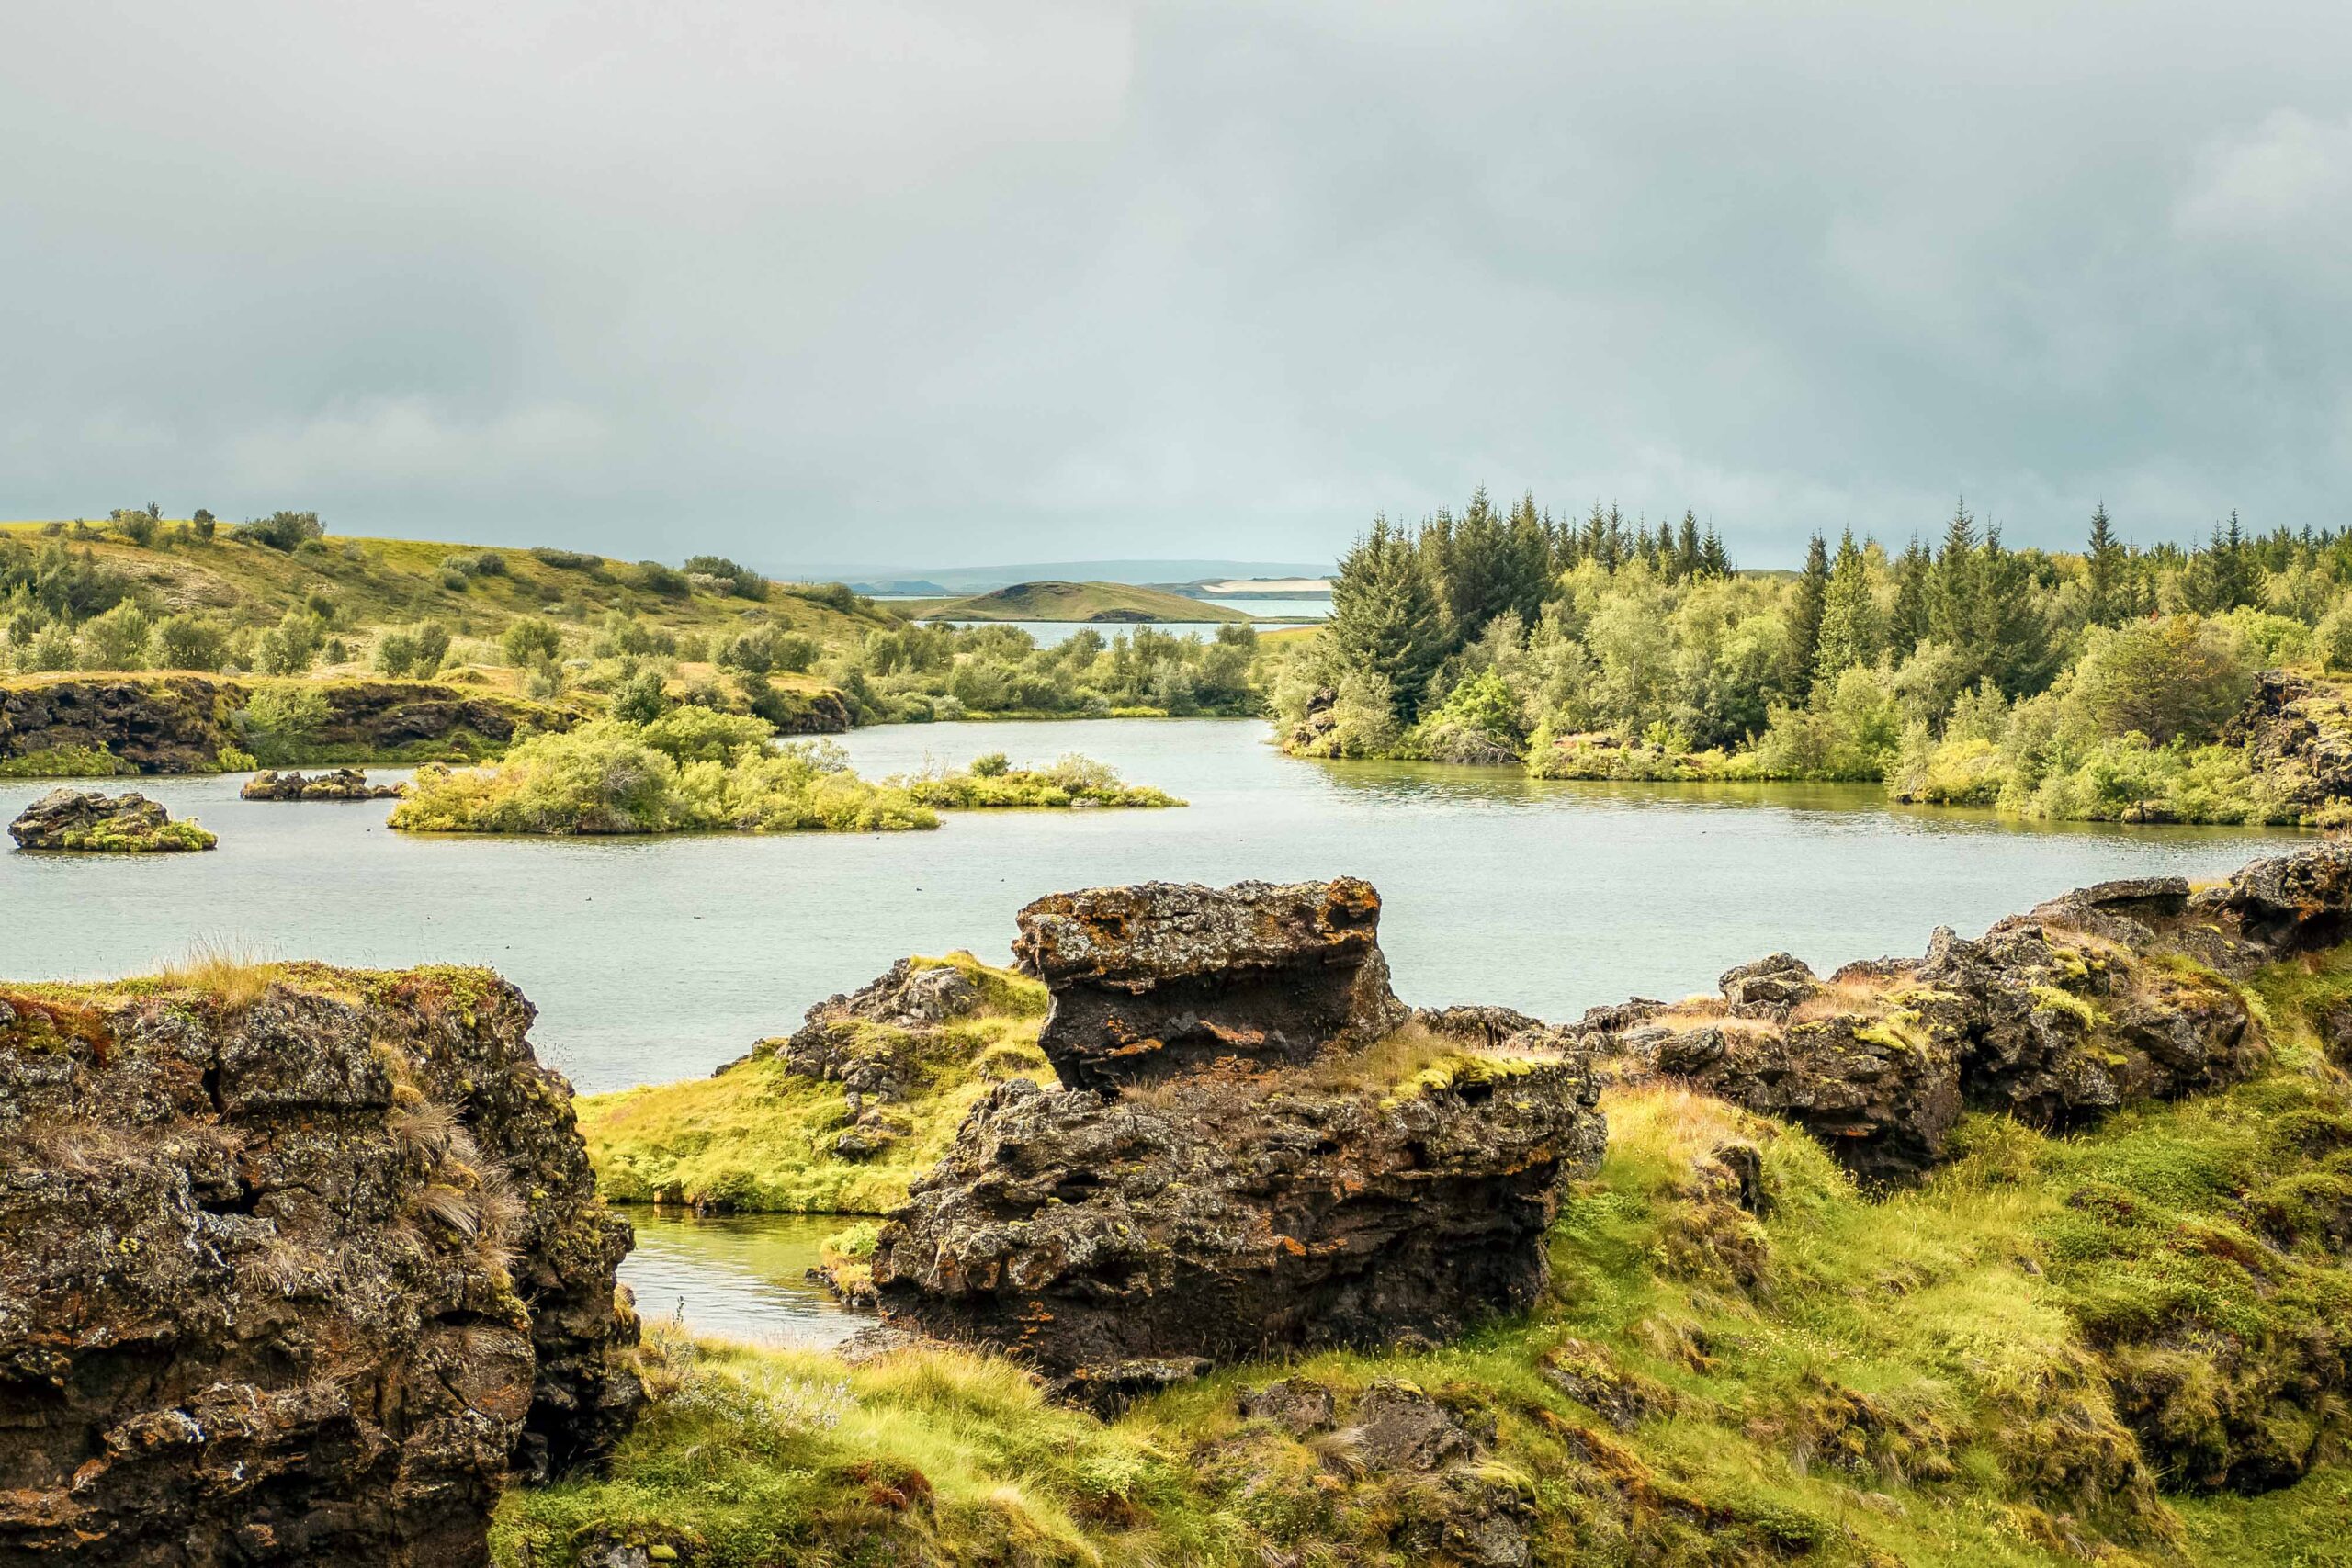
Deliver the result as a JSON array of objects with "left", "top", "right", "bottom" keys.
[
  {"left": 1786, "top": 976, "right": 1912, "bottom": 1024},
  {"left": 0, "top": 992, "right": 117, "bottom": 1065}
]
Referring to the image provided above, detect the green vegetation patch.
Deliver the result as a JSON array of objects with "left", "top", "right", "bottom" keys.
[
  {"left": 524, "top": 950, "right": 2352, "bottom": 1564},
  {"left": 579, "top": 953, "right": 1054, "bottom": 1213}
]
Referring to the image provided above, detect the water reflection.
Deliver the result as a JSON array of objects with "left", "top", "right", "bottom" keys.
[
  {"left": 0, "top": 719, "right": 2302, "bottom": 1095},
  {"left": 617, "top": 1210, "right": 862, "bottom": 1345}
]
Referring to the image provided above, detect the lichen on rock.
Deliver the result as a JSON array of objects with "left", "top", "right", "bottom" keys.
[
  {"left": 1012, "top": 875, "right": 1410, "bottom": 1089},
  {"left": 874, "top": 877, "right": 1604, "bottom": 1404},
  {"left": 7, "top": 786, "right": 217, "bottom": 852},
  {"left": 0, "top": 964, "right": 639, "bottom": 1563}
]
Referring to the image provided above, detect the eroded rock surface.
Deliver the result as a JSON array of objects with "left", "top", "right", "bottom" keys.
[
  {"left": 1012, "top": 876, "right": 1408, "bottom": 1089},
  {"left": 0, "top": 966, "right": 640, "bottom": 1564},
  {"left": 1589, "top": 849, "right": 2352, "bottom": 1182},
  {"left": 7, "top": 787, "right": 215, "bottom": 852},
  {"left": 0, "top": 674, "right": 571, "bottom": 776},
  {"left": 2221, "top": 670, "right": 2352, "bottom": 821},
  {"left": 876, "top": 878, "right": 1600, "bottom": 1403},
  {"left": 240, "top": 767, "right": 405, "bottom": 801}
]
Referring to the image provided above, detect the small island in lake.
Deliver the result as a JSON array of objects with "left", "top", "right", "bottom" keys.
[{"left": 6, "top": 787, "right": 215, "bottom": 852}]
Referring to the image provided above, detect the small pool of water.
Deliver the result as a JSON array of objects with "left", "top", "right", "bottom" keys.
[{"left": 616, "top": 1210, "right": 865, "bottom": 1345}]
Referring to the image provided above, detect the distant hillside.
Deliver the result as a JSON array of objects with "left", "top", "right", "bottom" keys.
[
  {"left": 835, "top": 558, "right": 1329, "bottom": 595},
  {"left": 0, "top": 518, "right": 895, "bottom": 654},
  {"left": 905, "top": 581, "right": 1254, "bottom": 624}
]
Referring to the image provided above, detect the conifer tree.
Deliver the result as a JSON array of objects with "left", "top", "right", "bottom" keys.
[
  {"left": 1700, "top": 526, "right": 1731, "bottom": 577},
  {"left": 1781, "top": 533, "right": 1830, "bottom": 698},
  {"left": 1814, "top": 529, "right": 1883, "bottom": 681},
  {"left": 2085, "top": 502, "right": 2126, "bottom": 627},
  {"left": 1928, "top": 500, "right": 1979, "bottom": 650},
  {"left": 1329, "top": 516, "right": 1446, "bottom": 718},
  {"left": 1675, "top": 511, "right": 1702, "bottom": 581},
  {"left": 1889, "top": 536, "right": 1929, "bottom": 657},
  {"left": 1975, "top": 523, "right": 2052, "bottom": 694}
]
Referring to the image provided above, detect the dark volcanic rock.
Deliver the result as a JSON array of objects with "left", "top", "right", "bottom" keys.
[
  {"left": 7, "top": 787, "right": 215, "bottom": 852},
  {"left": 1597, "top": 850, "right": 2352, "bottom": 1182},
  {"left": 0, "top": 674, "right": 575, "bottom": 776},
  {"left": 240, "top": 767, "right": 406, "bottom": 801},
  {"left": 872, "top": 1058, "right": 1604, "bottom": 1404},
  {"left": 2220, "top": 670, "right": 2352, "bottom": 820},
  {"left": 1012, "top": 877, "right": 1408, "bottom": 1088},
  {"left": 0, "top": 674, "right": 233, "bottom": 773},
  {"left": 0, "top": 966, "right": 640, "bottom": 1564}
]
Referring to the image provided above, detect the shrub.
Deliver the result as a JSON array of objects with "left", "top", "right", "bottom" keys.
[
  {"left": 235, "top": 510, "right": 323, "bottom": 551},
  {"left": 2069, "top": 615, "right": 2250, "bottom": 746},
  {"left": 255, "top": 608, "right": 327, "bottom": 675},
  {"left": 376, "top": 620, "right": 451, "bottom": 678},
  {"left": 20, "top": 624, "right": 79, "bottom": 672},
  {"left": 239, "top": 682, "right": 333, "bottom": 765},
  {"left": 771, "top": 632, "right": 820, "bottom": 673},
  {"left": 501, "top": 616, "right": 563, "bottom": 666},
  {"left": 530, "top": 546, "right": 601, "bottom": 571},
  {"left": 2316, "top": 605, "right": 2352, "bottom": 674},
  {"left": 684, "top": 555, "right": 769, "bottom": 599},
  {"left": 111, "top": 509, "right": 157, "bottom": 547},
  {"left": 636, "top": 561, "right": 692, "bottom": 598},
  {"left": 75, "top": 602, "right": 153, "bottom": 670},
  {"left": 611, "top": 668, "right": 671, "bottom": 726},
  {"left": 150, "top": 614, "right": 228, "bottom": 671},
  {"left": 716, "top": 626, "right": 781, "bottom": 673},
  {"left": 970, "top": 750, "right": 1010, "bottom": 778},
  {"left": 191, "top": 509, "right": 216, "bottom": 541}
]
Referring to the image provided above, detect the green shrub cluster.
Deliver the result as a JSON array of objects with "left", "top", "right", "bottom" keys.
[
  {"left": 389, "top": 712, "right": 935, "bottom": 835},
  {"left": 1271, "top": 489, "right": 2352, "bottom": 822}
]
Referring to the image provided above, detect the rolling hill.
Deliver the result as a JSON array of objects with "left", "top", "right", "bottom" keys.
[{"left": 902, "top": 580, "right": 1254, "bottom": 624}]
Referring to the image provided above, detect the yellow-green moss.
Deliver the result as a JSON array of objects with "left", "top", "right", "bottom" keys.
[{"left": 578, "top": 953, "right": 1054, "bottom": 1213}]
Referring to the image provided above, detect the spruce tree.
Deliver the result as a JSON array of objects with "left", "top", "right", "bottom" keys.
[
  {"left": 1781, "top": 533, "right": 1830, "bottom": 698},
  {"left": 1329, "top": 515, "right": 1447, "bottom": 719},
  {"left": 1975, "top": 523, "right": 2052, "bottom": 694},
  {"left": 1889, "top": 536, "right": 1929, "bottom": 657},
  {"left": 1815, "top": 530, "right": 1883, "bottom": 681},
  {"left": 1675, "top": 510, "right": 1702, "bottom": 581},
  {"left": 1436, "top": 486, "right": 1519, "bottom": 644},
  {"left": 2085, "top": 502, "right": 2125, "bottom": 627},
  {"left": 1700, "top": 526, "right": 1731, "bottom": 577},
  {"left": 1927, "top": 500, "right": 1979, "bottom": 651}
]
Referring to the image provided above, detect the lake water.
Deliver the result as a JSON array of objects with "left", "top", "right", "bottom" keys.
[
  {"left": 938, "top": 619, "right": 1261, "bottom": 648},
  {"left": 0, "top": 719, "right": 2303, "bottom": 1100},
  {"left": 616, "top": 1211, "right": 866, "bottom": 1346}
]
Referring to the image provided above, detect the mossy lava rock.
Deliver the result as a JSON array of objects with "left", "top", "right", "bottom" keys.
[
  {"left": 7, "top": 787, "right": 216, "bottom": 852},
  {"left": 877, "top": 877, "right": 1602, "bottom": 1405},
  {"left": 0, "top": 965, "right": 641, "bottom": 1564},
  {"left": 1012, "top": 876, "right": 1409, "bottom": 1089}
]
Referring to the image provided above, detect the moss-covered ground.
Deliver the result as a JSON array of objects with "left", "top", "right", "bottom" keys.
[
  {"left": 578, "top": 954, "right": 1057, "bottom": 1213},
  {"left": 513, "top": 950, "right": 2352, "bottom": 1566}
]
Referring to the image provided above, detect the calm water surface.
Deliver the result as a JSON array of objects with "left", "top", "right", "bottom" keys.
[
  {"left": 618, "top": 1211, "right": 864, "bottom": 1346},
  {"left": 0, "top": 718, "right": 2302, "bottom": 1095}
]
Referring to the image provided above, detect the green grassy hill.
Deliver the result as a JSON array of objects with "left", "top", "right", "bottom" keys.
[
  {"left": 0, "top": 518, "right": 895, "bottom": 652},
  {"left": 904, "top": 579, "right": 1252, "bottom": 624}
]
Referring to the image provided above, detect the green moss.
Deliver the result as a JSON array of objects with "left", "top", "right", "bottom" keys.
[
  {"left": 0, "top": 744, "right": 141, "bottom": 779},
  {"left": 519, "top": 950, "right": 2352, "bottom": 1565},
  {"left": 2027, "top": 984, "right": 2104, "bottom": 1028},
  {"left": 45, "top": 817, "right": 216, "bottom": 852},
  {"left": 579, "top": 953, "right": 1056, "bottom": 1213}
]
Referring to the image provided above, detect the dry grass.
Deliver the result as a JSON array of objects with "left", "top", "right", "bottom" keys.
[{"left": 158, "top": 939, "right": 278, "bottom": 1008}]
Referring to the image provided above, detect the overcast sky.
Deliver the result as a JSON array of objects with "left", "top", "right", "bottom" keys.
[{"left": 6, "top": 2, "right": 2351, "bottom": 570}]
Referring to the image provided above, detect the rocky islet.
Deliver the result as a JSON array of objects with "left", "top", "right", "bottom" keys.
[{"left": 6, "top": 788, "right": 216, "bottom": 852}]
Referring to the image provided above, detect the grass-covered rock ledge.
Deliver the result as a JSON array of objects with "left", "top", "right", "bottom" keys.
[
  {"left": 390, "top": 708, "right": 1180, "bottom": 836},
  {"left": 579, "top": 953, "right": 1057, "bottom": 1213},
  {"left": 521, "top": 850, "right": 2352, "bottom": 1567}
]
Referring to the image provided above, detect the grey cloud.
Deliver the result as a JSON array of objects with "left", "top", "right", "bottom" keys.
[{"left": 5, "top": 0, "right": 2349, "bottom": 568}]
